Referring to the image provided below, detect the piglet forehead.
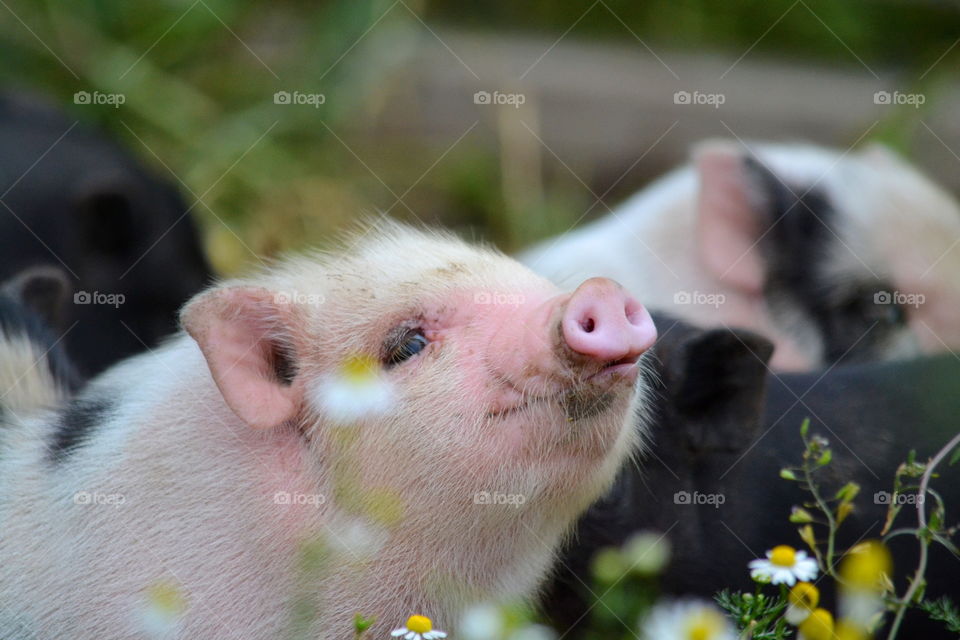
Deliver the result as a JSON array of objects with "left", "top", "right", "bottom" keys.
[{"left": 259, "top": 224, "right": 554, "bottom": 301}]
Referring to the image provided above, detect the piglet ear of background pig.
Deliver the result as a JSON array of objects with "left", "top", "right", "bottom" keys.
[
  {"left": 667, "top": 326, "right": 774, "bottom": 451},
  {"left": 73, "top": 178, "right": 138, "bottom": 259},
  {"left": 693, "top": 140, "right": 766, "bottom": 295},
  {"left": 1, "top": 265, "right": 72, "bottom": 331},
  {"left": 181, "top": 287, "right": 301, "bottom": 430}
]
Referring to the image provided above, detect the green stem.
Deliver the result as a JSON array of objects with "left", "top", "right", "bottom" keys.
[
  {"left": 885, "top": 430, "right": 960, "bottom": 640},
  {"left": 750, "top": 590, "right": 788, "bottom": 635},
  {"left": 804, "top": 460, "right": 837, "bottom": 574}
]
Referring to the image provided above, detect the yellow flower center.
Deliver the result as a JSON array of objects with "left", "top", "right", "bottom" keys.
[
  {"left": 770, "top": 545, "right": 797, "bottom": 567},
  {"left": 341, "top": 355, "right": 379, "bottom": 384},
  {"left": 840, "top": 540, "right": 892, "bottom": 590},
  {"left": 406, "top": 615, "right": 432, "bottom": 633},
  {"left": 146, "top": 581, "right": 187, "bottom": 616},
  {"left": 789, "top": 582, "right": 820, "bottom": 609},
  {"left": 798, "top": 608, "right": 834, "bottom": 640},
  {"left": 685, "top": 609, "right": 724, "bottom": 640},
  {"left": 835, "top": 620, "right": 868, "bottom": 640}
]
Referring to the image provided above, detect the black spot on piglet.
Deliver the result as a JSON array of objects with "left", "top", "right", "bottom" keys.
[{"left": 49, "top": 396, "right": 114, "bottom": 462}]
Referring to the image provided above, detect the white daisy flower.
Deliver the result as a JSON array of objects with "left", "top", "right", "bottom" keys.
[
  {"left": 839, "top": 540, "right": 891, "bottom": 629},
  {"left": 507, "top": 623, "right": 557, "bottom": 640},
  {"left": 640, "top": 600, "right": 736, "bottom": 640},
  {"left": 796, "top": 608, "right": 834, "bottom": 640},
  {"left": 459, "top": 603, "right": 506, "bottom": 640},
  {"left": 840, "top": 590, "right": 884, "bottom": 631},
  {"left": 311, "top": 355, "right": 394, "bottom": 424},
  {"left": 749, "top": 545, "right": 818, "bottom": 586},
  {"left": 623, "top": 531, "right": 672, "bottom": 576},
  {"left": 324, "top": 517, "right": 388, "bottom": 561},
  {"left": 137, "top": 580, "right": 187, "bottom": 639},
  {"left": 785, "top": 582, "right": 820, "bottom": 625},
  {"left": 391, "top": 615, "right": 447, "bottom": 640}
]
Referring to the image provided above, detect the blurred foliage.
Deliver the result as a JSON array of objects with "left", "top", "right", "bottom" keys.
[
  {"left": 0, "top": 0, "right": 956, "bottom": 273},
  {"left": 424, "top": 0, "right": 960, "bottom": 69},
  {"left": 0, "top": 0, "right": 453, "bottom": 273}
]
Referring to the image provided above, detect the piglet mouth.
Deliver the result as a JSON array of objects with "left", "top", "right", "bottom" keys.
[
  {"left": 585, "top": 354, "right": 642, "bottom": 382},
  {"left": 487, "top": 355, "right": 640, "bottom": 419}
]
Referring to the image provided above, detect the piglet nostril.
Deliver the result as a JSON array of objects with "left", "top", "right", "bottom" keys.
[{"left": 580, "top": 317, "right": 595, "bottom": 333}]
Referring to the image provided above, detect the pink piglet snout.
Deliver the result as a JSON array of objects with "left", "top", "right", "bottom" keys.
[{"left": 562, "top": 278, "right": 657, "bottom": 364}]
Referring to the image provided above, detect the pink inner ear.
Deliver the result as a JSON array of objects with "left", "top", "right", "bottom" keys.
[
  {"left": 182, "top": 288, "right": 300, "bottom": 430},
  {"left": 694, "top": 142, "right": 767, "bottom": 295}
]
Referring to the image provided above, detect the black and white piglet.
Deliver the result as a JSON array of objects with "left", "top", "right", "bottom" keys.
[
  {"left": 521, "top": 141, "right": 960, "bottom": 370},
  {"left": 0, "top": 91, "right": 211, "bottom": 375},
  {"left": 0, "top": 266, "right": 81, "bottom": 416},
  {"left": 545, "top": 314, "right": 960, "bottom": 639}
]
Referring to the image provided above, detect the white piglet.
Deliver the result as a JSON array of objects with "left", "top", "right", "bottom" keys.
[{"left": 0, "top": 223, "right": 656, "bottom": 639}]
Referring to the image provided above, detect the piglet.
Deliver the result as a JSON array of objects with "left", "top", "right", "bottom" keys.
[
  {"left": 0, "top": 91, "right": 212, "bottom": 376},
  {"left": 0, "top": 266, "right": 81, "bottom": 416},
  {"left": 0, "top": 222, "right": 656, "bottom": 639},
  {"left": 545, "top": 313, "right": 960, "bottom": 639},
  {"left": 520, "top": 141, "right": 960, "bottom": 370}
]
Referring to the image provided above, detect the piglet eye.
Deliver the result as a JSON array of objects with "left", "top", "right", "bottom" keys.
[
  {"left": 386, "top": 328, "right": 428, "bottom": 367},
  {"left": 881, "top": 303, "right": 906, "bottom": 326}
]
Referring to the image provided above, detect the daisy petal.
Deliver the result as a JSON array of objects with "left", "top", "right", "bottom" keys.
[{"left": 774, "top": 568, "right": 798, "bottom": 585}]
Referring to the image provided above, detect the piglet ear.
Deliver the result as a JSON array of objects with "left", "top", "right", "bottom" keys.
[
  {"left": 665, "top": 324, "right": 773, "bottom": 452},
  {"left": 693, "top": 140, "right": 766, "bottom": 295},
  {"left": 181, "top": 287, "right": 301, "bottom": 430},
  {"left": 2, "top": 266, "right": 72, "bottom": 330}
]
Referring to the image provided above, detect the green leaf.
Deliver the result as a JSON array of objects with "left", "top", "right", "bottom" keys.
[
  {"left": 715, "top": 588, "right": 789, "bottom": 639},
  {"left": 800, "top": 417, "right": 810, "bottom": 439},
  {"left": 835, "top": 481, "right": 860, "bottom": 502},
  {"left": 591, "top": 547, "right": 625, "bottom": 583},
  {"left": 780, "top": 469, "right": 798, "bottom": 481},
  {"left": 790, "top": 506, "right": 814, "bottom": 523},
  {"left": 949, "top": 444, "right": 960, "bottom": 466},
  {"left": 929, "top": 508, "right": 944, "bottom": 532},
  {"left": 920, "top": 596, "right": 960, "bottom": 633},
  {"left": 353, "top": 613, "right": 375, "bottom": 633}
]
